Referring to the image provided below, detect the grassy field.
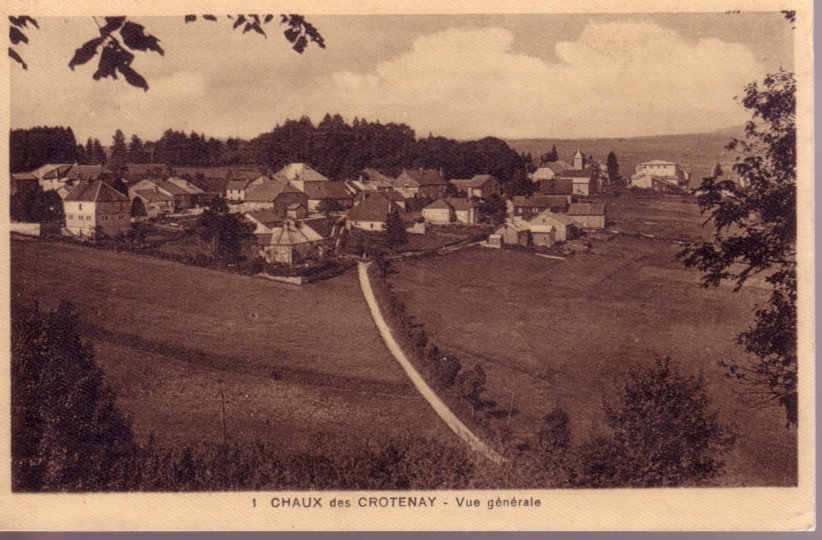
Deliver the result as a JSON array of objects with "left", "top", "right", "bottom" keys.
[
  {"left": 387, "top": 199, "right": 796, "bottom": 486},
  {"left": 11, "top": 238, "right": 453, "bottom": 450}
]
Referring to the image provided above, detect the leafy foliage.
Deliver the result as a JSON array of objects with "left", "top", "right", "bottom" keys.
[
  {"left": 196, "top": 197, "right": 255, "bottom": 261},
  {"left": 384, "top": 206, "right": 408, "bottom": 249},
  {"left": 12, "top": 301, "right": 137, "bottom": 491},
  {"left": 678, "top": 69, "right": 797, "bottom": 425},
  {"left": 8, "top": 16, "right": 38, "bottom": 69},
  {"left": 606, "top": 150, "right": 621, "bottom": 185},
  {"left": 576, "top": 358, "right": 736, "bottom": 488}
]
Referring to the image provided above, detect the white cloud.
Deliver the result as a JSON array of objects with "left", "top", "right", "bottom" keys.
[{"left": 325, "top": 22, "right": 765, "bottom": 139}]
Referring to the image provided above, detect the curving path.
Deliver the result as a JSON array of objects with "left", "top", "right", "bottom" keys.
[{"left": 357, "top": 262, "right": 507, "bottom": 464}]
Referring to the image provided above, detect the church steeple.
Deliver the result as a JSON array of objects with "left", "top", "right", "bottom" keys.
[{"left": 573, "top": 149, "right": 584, "bottom": 170}]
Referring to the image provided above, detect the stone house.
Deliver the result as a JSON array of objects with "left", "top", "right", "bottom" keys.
[{"left": 63, "top": 181, "right": 131, "bottom": 238}]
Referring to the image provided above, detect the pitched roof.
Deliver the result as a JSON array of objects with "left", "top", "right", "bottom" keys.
[
  {"left": 558, "top": 167, "right": 594, "bottom": 179},
  {"left": 317, "top": 181, "right": 354, "bottom": 200},
  {"left": 277, "top": 163, "right": 329, "bottom": 183},
  {"left": 166, "top": 176, "right": 206, "bottom": 195},
  {"left": 449, "top": 175, "right": 497, "bottom": 189},
  {"left": 362, "top": 168, "right": 396, "bottom": 186},
  {"left": 574, "top": 149, "right": 584, "bottom": 158},
  {"left": 124, "top": 163, "right": 170, "bottom": 175},
  {"left": 64, "top": 181, "right": 129, "bottom": 203},
  {"left": 347, "top": 196, "right": 395, "bottom": 222},
  {"left": 530, "top": 209, "right": 576, "bottom": 226},
  {"left": 399, "top": 168, "right": 448, "bottom": 186},
  {"left": 568, "top": 202, "right": 606, "bottom": 216},
  {"left": 638, "top": 159, "right": 677, "bottom": 166},
  {"left": 245, "top": 179, "right": 306, "bottom": 202},
  {"left": 424, "top": 199, "right": 453, "bottom": 210},
  {"left": 266, "top": 221, "right": 325, "bottom": 246},
  {"left": 531, "top": 167, "right": 556, "bottom": 181},
  {"left": 226, "top": 179, "right": 252, "bottom": 191},
  {"left": 540, "top": 161, "right": 569, "bottom": 174},
  {"left": 512, "top": 195, "right": 570, "bottom": 208},
  {"left": 134, "top": 189, "right": 174, "bottom": 203},
  {"left": 445, "top": 197, "right": 480, "bottom": 210},
  {"left": 495, "top": 218, "right": 530, "bottom": 232},
  {"left": 245, "top": 210, "right": 283, "bottom": 228},
  {"left": 154, "top": 179, "right": 189, "bottom": 195}
]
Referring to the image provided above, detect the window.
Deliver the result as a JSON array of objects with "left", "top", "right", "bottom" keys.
[{"left": 78, "top": 203, "right": 82, "bottom": 210}]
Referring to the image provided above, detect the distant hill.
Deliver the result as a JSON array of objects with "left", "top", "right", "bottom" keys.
[{"left": 506, "top": 126, "right": 747, "bottom": 187}]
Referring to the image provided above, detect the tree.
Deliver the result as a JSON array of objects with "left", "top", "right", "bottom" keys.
[
  {"left": 711, "top": 162, "right": 724, "bottom": 178},
  {"left": 196, "top": 196, "right": 255, "bottom": 261},
  {"left": 577, "top": 357, "right": 736, "bottom": 488},
  {"left": 11, "top": 301, "right": 137, "bottom": 491},
  {"left": 111, "top": 177, "right": 129, "bottom": 196},
  {"left": 545, "top": 145, "right": 559, "bottom": 163},
  {"left": 11, "top": 15, "right": 325, "bottom": 91},
  {"left": 109, "top": 129, "right": 128, "bottom": 171},
  {"left": 128, "top": 134, "right": 146, "bottom": 163},
  {"left": 456, "top": 363, "right": 487, "bottom": 412},
  {"left": 384, "top": 206, "right": 408, "bottom": 249},
  {"left": 478, "top": 193, "right": 507, "bottom": 225},
  {"left": 679, "top": 69, "right": 797, "bottom": 426},
  {"left": 606, "top": 151, "right": 620, "bottom": 185},
  {"left": 504, "top": 169, "right": 537, "bottom": 198}
]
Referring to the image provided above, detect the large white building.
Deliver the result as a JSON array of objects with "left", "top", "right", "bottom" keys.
[
  {"left": 631, "top": 160, "right": 689, "bottom": 189},
  {"left": 63, "top": 181, "right": 131, "bottom": 238}
]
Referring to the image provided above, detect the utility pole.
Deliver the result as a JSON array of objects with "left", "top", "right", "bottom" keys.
[{"left": 219, "top": 385, "right": 227, "bottom": 446}]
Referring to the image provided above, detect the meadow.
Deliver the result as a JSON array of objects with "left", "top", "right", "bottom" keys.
[
  {"left": 10, "top": 238, "right": 453, "bottom": 450},
  {"left": 386, "top": 197, "right": 796, "bottom": 486}
]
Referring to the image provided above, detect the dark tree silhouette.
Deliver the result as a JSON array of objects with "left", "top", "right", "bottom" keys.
[
  {"left": 384, "top": 206, "right": 408, "bottom": 249},
  {"left": 679, "top": 69, "right": 797, "bottom": 426}
]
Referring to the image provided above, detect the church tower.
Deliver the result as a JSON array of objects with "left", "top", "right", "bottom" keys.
[{"left": 573, "top": 149, "right": 584, "bottom": 170}]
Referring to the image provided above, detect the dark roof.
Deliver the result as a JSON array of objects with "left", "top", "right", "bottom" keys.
[
  {"left": 512, "top": 195, "right": 570, "bottom": 208},
  {"left": 318, "top": 181, "right": 354, "bottom": 200},
  {"left": 446, "top": 197, "right": 480, "bottom": 210},
  {"left": 277, "top": 163, "right": 329, "bottom": 183},
  {"left": 65, "top": 181, "right": 129, "bottom": 203},
  {"left": 245, "top": 210, "right": 283, "bottom": 228},
  {"left": 134, "top": 189, "right": 174, "bottom": 203},
  {"left": 304, "top": 216, "right": 337, "bottom": 238},
  {"left": 537, "top": 178, "right": 574, "bottom": 195},
  {"left": 362, "top": 168, "right": 396, "bottom": 185},
  {"left": 171, "top": 166, "right": 262, "bottom": 180},
  {"left": 398, "top": 168, "right": 448, "bottom": 186},
  {"left": 558, "top": 167, "right": 594, "bottom": 179},
  {"left": 347, "top": 196, "right": 395, "bottom": 222},
  {"left": 359, "top": 191, "right": 405, "bottom": 203},
  {"left": 245, "top": 179, "right": 306, "bottom": 202},
  {"left": 449, "top": 175, "right": 497, "bottom": 188},
  {"left": 226, "top": 179, "right": 251, "bottom": 191},
  {"left": 568, "top": 202, "right": 606, "bottom": 216},
  {"left": 424, "top": 199, "right": 452, "bottom": 210}
]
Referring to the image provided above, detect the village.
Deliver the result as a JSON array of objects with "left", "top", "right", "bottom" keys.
[{"left": 9, "top": 147, "right": 700, "bottom": 276}]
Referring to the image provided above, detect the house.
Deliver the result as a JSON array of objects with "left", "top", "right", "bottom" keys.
[
  {"left": 447, "top": 198, "right": 481, "bottom": 224},
  {"left": 11, "top": 173, "right": 38, "bottom": 196},
  {"left": 131, "top": 187, "right": 175, "bottom": 218},
  {"left": 129, "top": 179, "right": 195, "bottom": 210},
  {"left": 226, "top": 175, "right": 269, "bottom": 202},
  {"left": 568, "top": 203, "right": 607, "bottom": 229},
  {"left": 357, "top": 190, "right": 407, "bottom": 210},
  {"left": 243, "top": 178, "right": 309, "bottom": 215},
  {"left": 511, "top": 195, "right": 570, "bottom": 219},
  {"left": 314, "top": 181, "right": 355, "bottom": 210},
  {"left": 528, "top": 221, "right": 557, "bottom": 248},
  {"left": 536, "top": 177, "right": 574, "bottom": 197},
  {"left": 346, "top": 193, "right": 400, "bottom": 231},
  {"left": 530, "top": 166, "right": 557, "bottom": 182},
  {"left": 28, "top": 163, "right": 115, "bottom": 192},
  {"left": 63, "top": 181, "right": 131, "bottom": 238},
  {"left": 448, "top": 175, "right": 501, "bottom": 199},
  {"left": 171, "top": 166, "right": 262, "bottom": 194},
  {"left": 346, "top": 168, "right": 395, "bottom": 192},
  {"left": 275, "top": 163, "right": 330, "bottom": 210},
  {"left": 422, "top": 199, "right": 454, "bottom": 224},
  {"left": 394, "top": 168, "right": 450, "bottom": 199},
  {"left": 529, "top": 210, "right": 578, "bottom": 242},
  {"left": 494, "top": 218, "right": 531, "bottom": 247},
  {"left": 557, "top": 167, "right": 597, "bottom": 197},
  {"left": 257, "top": 219, "right": 327, "bottom": 265},
  {"left": 631, "top": 160, "right": 689, "bottom": 189},
  {"left": 165, "top": 176, "right": 207, "bottom": 205}
]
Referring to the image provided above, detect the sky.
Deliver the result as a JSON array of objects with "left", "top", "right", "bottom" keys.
[{"left": 10, "top": 12, "right": 795, "bottom": 143}]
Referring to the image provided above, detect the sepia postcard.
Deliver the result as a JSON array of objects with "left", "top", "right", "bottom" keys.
[{"left": 0, "top": 0, "right": 814, "bottom": 532}]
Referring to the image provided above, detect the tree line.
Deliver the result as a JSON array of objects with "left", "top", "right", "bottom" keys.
[{"left": 10, "top": 115, "right": 534, "bottom": 194}]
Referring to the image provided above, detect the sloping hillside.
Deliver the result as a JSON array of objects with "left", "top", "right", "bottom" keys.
[{"left": 506, "top": 126, "right": 746, "bottom": 187}]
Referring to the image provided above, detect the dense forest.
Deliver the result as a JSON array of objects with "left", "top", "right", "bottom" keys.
[{"left": 11, "top": 115, "right": 528, "bottom": 185}]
